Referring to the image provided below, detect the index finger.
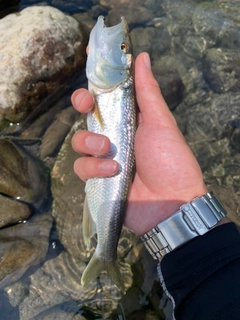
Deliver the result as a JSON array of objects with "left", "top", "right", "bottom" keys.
[{"left": 71, "top": 88, "right": 94, "bottom": 114}]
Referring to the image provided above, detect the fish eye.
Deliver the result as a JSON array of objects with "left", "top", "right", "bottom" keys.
[{"left": 120, "top": 42, "right": 129, "bottom": 53}]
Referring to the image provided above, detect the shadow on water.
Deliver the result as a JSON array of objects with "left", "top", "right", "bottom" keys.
[{"left": 0, "top": 0, "right": 240, "bottom": 319}]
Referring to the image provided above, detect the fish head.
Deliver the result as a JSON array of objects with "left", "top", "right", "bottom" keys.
[{"left": 86, "top": 16, "right": 133, "bottom": 90}]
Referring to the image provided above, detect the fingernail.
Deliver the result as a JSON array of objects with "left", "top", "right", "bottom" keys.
[
  {"left": 75, "top": 92, "right": 93, "bottom": 111},
  {"left": 143, "top": 53, "right": 151, "bottom": 70},
  {"left": 100, "top": 160, "right": 118, "bottom": 174},
  {"left": 85, "top": 135, "right": 106, "bottom": 153}
]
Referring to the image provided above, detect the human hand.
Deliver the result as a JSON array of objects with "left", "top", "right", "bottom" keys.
[{"left": 71, "top": 52, "right": 207, "bottom": 235}]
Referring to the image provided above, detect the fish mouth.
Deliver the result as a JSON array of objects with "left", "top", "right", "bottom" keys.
[{"left": 96, "top": 16, "right": 129, "bottom": 36}]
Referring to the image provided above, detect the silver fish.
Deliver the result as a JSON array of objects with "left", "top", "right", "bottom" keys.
[{"left": 81, "top": 16, "right": 136, "bottom": 293}]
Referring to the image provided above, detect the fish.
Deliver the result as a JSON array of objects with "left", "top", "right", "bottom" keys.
[{"left": 81, "top": 16, "right": 136, "bottom": 293}]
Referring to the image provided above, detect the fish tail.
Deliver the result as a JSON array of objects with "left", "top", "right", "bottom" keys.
[{"left": 81, "top": 251, "right": 125, "bottom": 294}]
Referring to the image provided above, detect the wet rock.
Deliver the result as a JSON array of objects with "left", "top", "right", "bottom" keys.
[
  {"left": 0, "top": 139, "right": 49, "bottom": 209},
  {"left": 154, "top": 54, "right": 208, "bottom": 109},
  {"left": 142, "top": 0, "right": 165, "bottom": 16},
  {"left": 18, "top": 249, "right": 133, "bottom": 320},
  {"left": 73, "top": 12, "right": 96, "bottom": 34},
  {"left": 40, "top": 106, "right": 79, "bottom": 158},
  {"left": 130, "top": 19, "right": 170, "bottom": 60},
  {"left": 185, "top": 92, "right": 240, "bottom": 143},
  {"left": 51, "top": 0, "right": 92, "bottom": 15},
  {"left": 0, "top": 6, "right": 87, "bottom": 129},
  {"left": 127, "top": 309, "right": 162, "bottom": 320},
  {"left": 18, "top": 251, "right": 96, "bottom": 320},
  {"left": 0, "top": 195, "right": 32, "bottom": 228},
  {"left": 202, "top": 48, "right": 240, "bottom": 93},
  {"left": 32, "top": 307, "right": 87, "bottom": 320},
  {"left": 0, "top": 213, "right": 53, "bottom": 289},
  {"left": 107, "top": 5, "right": 153, "bottom": 27},
  {"left": 130, "top": 27, "right": 156, "bottom": 57},
  {"left": 193, "top": 2, "right": 240, "bottom": 49},
  {"left": 90, "top": 4, "right": 109, "bottom": 19},
  {"left": 192, "top": 5, "right": 223, "bottom": 46},
  {"left": 51, "top": 116, "right": 90, "bottom": 260},
  {"left": 5, "top": 281, "right": 29, "bottom": 308},
  {"left": 188, "top": 138, "right": 230, "bottom": 172},
  {"left": 100, "top": 0, "right": 143, "bottom": 8},
  {"left": 152, "top": 67, "right": 184, "bottom": 110}
]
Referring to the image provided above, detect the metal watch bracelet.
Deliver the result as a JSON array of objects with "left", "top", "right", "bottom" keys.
[{"left": 141, "top": 191, "right": 227, "bottom": 261}]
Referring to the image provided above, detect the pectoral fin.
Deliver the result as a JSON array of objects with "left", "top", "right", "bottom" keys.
[
  {"left": 82, "top": 197, "right": 96, "bottom": 249},
  {"left": 93, "top": 100, "right": 104, "bottom": 130}
]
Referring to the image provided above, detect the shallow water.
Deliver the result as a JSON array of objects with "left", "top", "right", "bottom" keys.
[{"left": 0, "top": 0, "right": 240, "bottom": 319}]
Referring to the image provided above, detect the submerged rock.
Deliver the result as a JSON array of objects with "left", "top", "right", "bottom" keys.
[
  {"left": 0, "top": 5, "right": 87, "bottom": 129},
  {"left": 152, "top": 67, "right": 184, "bottom": 110},
  {"left": 40, "top": 106, "right": 79, "bottom": 158},
  {"left": 107, "top": 5, "right": 153, "bottom": 27},
  {"left": 0, "top": 139, "right": 49, "bottom": 210},
  {"left": 203, "top": 48, "right": 240, "bottom": 93},
  {"left": 0, "top": 195, "right": 32, "bottom": 228},
  {"left": 0, "top": 213, "right": 53, "bottom": 289}
]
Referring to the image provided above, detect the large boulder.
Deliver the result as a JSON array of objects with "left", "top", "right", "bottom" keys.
[{"left": 0, "top": 5, "right": 87, "bottom": 129}]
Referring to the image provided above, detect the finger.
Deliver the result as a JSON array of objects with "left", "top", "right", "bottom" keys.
[
  {"left": 71, "top": 88, "right": 94, "bottom": 113},
  {"left": 72, "top": 131, "right": 110, "bottom": 156},
  {"left": 74, "top": 157, "right": 118, "bottom": 181},
  {"left": 135, "top": 52, "right": 177, "bottom": 128}
]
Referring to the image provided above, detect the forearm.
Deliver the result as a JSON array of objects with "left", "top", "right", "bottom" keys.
[{"left": 159, "top": 222, "right": 240, "bottom": 320}]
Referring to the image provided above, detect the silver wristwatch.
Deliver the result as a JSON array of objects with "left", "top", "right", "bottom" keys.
[{"left": 141, "top": 191, "right": 226, "bottom": 261}]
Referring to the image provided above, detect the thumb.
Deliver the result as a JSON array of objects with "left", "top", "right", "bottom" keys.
[{"left": 135, "top": 53, "right": 176, "bottom": 127}]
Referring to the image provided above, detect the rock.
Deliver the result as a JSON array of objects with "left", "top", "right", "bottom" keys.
[
  {"left": 188, "top": 138, "right": 230, "bottom": 172},
  {"left": 40, "top": 106, "right": 79, "bottom": 158},
  {"left": 100, "top": 0, "right": 143, "bottom": 8},
  {"left": 192, "top": 4, "right": 223, "bottom": 46},
  {"left": 193, "top": 2, "right": 240, "bottom": 49},
  {"left": 31, "top": 307, "right": 87, "bottom": 320},
  {"left": 0, "top": 139, "right": 49, "bottom": 210},
  {"left": 89, "top": 4, "right": 109, "bottom": 19},
  {"left": 0, "top": 195, "right": 32, "bottom": 228},
  {"left": 130, "top": 20, "right": 170, "bottom": 58},
  {"left": 185, "top": 92, "right": 240, "bottom": 143},
  {"left": 5, "top": 281, "right": 29, "bottom": 308},
  {"left": 152, "top": 67, "right": 184, "bottom": 110},
  {"left": 0, "top": 213, "right": 53, "bottom": 289},
  {"left": 107, "top": 5, "right": 153, "bottom": 27},
  {"left": 130, "top": 27, "right": 156, "bottom": 57},
  {"left": 73, "top": 12, "right": 96, "bottom": 34},
  {"left": 153, "top": 51, "right": 209, "bottom": 108},
  {"left": 202, "top": 48, "right": 240, "bottom": 93},
  {"left": 18, "top": 252, "right": 96, "bottom": 320},
  {"left": 0, "top": 6, "right": 87, "bottom": 129},
  {"left": 17, "top": 249, "right": 133, "bottom": 319},
  {"left": 51, "top": 0, "right": 92, "bottom": 14},
  {"left": 51, "top": 116, "right": 90, "bottom": 261}
]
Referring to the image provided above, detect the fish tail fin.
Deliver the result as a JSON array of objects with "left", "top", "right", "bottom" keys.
[{"left": 81, "top": 251, "right": 125, "bottom": 294}]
